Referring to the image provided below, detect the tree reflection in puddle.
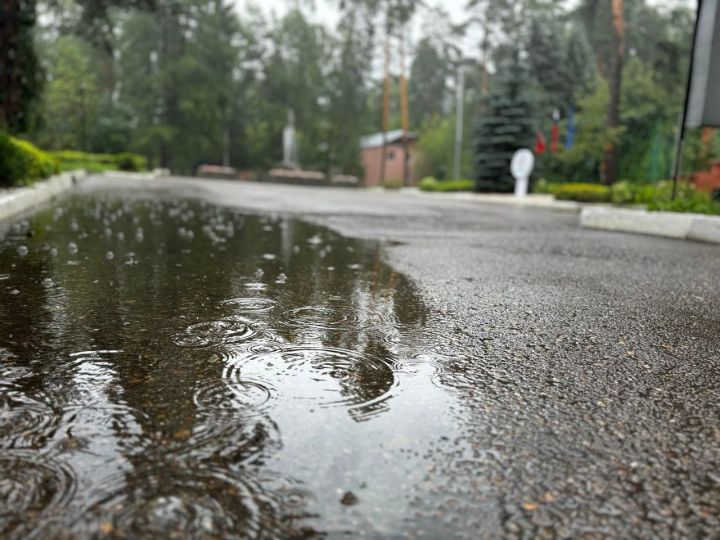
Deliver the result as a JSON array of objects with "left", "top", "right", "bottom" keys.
[{"left": 0, "top": 196, "right": 461, "bottom": 538}]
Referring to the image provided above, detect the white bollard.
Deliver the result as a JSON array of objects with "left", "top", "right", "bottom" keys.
[{"left": 511, "top": 148, "right": 535, "bottom": 198}]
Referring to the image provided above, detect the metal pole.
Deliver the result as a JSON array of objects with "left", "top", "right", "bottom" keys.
[
  {"left": 672, "top": 0, "right": 704, "bottom": 200},
  {"left": 222, "top": 125, "right": 230, "bottom": 167},
  {"left": 399, "top": 27, "right": 410, "bottom": 186},
  {"left": 380, "top": 33, "right": 390, "bottom": 187},
  {"left": 452, "top": 66, "right": 465, "bottom": 181}
]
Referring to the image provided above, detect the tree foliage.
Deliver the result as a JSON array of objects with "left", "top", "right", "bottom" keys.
[
  {"left": 473, "top": 50, "right": 536, "bottom": 192},
  {"left": 3, "top": 0, "right": 707, "bottom": 188}
]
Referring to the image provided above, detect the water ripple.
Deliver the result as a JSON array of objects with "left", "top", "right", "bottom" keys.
[
  {"left": 173, "top": 318, "right": 258, "bottom": 348},
  {"left": 0, "top": 450, "right": 76, "bottom": 539},
  {"left": 282, "top": 305, "right": 358, "bottom": 330},
  {"left": 80, "top": 466, "right": 282, "bottom": 539},
  {"left": 218, "top": 297, "right": 276, "bottom": 314},
  {"left": 225, "top": 346, "right": 396, "bottom": 419},
  {"left": 0, "top": 389, "right": 57, "bottom": 448}
]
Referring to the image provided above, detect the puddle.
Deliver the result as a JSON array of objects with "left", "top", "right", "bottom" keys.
[{"left": 0, "top": 195, "right": 462, "bottom": 538}]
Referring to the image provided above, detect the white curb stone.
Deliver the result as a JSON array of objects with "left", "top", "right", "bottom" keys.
[
  {"left": 581, "top": 206, "right": 720, "bottom": 244},
  {"left": 0, "top": 170, "right": 85, "bottom": 223}
]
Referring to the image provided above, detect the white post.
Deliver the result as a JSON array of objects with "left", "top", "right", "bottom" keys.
[
  {"left": 511, "top": 148, "right": 534, "bottom": 198},
  {"left": 513, "top": 175, "right": 529, "bottom": 197}
]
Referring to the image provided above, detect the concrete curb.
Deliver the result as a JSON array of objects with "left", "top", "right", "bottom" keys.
[
  {"left": 580, "top": 206, "right": 720, "bottom": 244},
  {"left": 407, "top": 189, "right": 582, "bottom": 212},
  {"left": 100, "top": 169, "right": 170, "bottom": 181},
  {"left": 0, "top": 169, "right": 86, "bottom": 223}
]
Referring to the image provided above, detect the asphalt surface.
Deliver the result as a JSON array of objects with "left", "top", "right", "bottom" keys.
[{"left": 81, "top": 175, "right": 720, "bottom": 538}]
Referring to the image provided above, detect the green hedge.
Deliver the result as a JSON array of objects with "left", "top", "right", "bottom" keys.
[
  {"left": 50, "top": 150, "right": 148, "bottom": 172},
  {"left": 551, "top": 183, "right": 611, "bottom": 202},
  {"left": 419, "top": 177, "right": 474, "bottom": 192},
  {"left": 0, "top": 135, "right": 59, "bottom": 187},
  {"left": 538, "top": 179, "right": 720, "bottom": 215}
]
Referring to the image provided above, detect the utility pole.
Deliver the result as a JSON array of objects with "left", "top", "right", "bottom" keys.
[
  {"left": 399, "top": 28, "right": 410, "bottom": 186},
  {"left": 452, "top": 65, "right": 465, "bottom": 181},
  {"left": 222, "top": 124, "right": 230, "bottom": 167},
  {"left": 380, "top": 32, "right": 391, "bottom": 188}
]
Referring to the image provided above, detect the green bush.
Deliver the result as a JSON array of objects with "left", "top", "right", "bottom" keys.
[
  {"left": 382, "top": 179, "right": 405, "bottom": 190},
  {"left": 419, "top": 177, "right": 474, "bottom": 192},
  {"left": 648, "top": 197, "right": 720, "bottom": 215},
  {"left": 0, "top": 134, "right": 29, "bottom": 186},
  {"left": 534, "top": 180, "right": 611, "bottom": 202},
  {"left": 49, "top": 150, "right": 147, "bottom": 173},
  {"left": 115, "top": 152, "right": 147, "bottom": 171},
  {"left": 0, "top": 135, "right": 58, "bottom": 187},
  {"left": 12, "top": 138, "right": 59, "bottom": 180},
  {"left": 533, "top": 178, "right": 551, "bottom": 194},
  {"left": 419, "top": 177, "right": 438, "bottom": 191},
  {"left": 552, "top": 183, "right": 611, "bottom": 202},
  {"left": 610, "top": 181, "right": 636, "bottom": 204}
]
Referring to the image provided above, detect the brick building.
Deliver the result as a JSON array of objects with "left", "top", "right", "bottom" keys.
[{"left": 360, "top": 129, "right": 419, "bottom": 187}]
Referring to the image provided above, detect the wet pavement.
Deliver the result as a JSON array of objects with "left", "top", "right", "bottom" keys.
[{"left": 1, "top": 176, "right": 720, "bottom": 538}]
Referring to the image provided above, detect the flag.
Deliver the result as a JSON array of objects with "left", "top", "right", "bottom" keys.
[
  {"left": 535, "top": 129, "right": 546, "bottom": 154},
  {"left": 565, "top": 106, "right": 576, "bottom": 150},
  {"left": 550, "top": 109, "right": 560, "bottom": 153}
]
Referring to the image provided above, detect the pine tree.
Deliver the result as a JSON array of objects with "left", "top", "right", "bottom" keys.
[{"left": 473, "top": 50, "right": 535, "bottom": 192}]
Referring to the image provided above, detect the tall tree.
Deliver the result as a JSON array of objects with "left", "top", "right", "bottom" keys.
[
  {"left": 0, "top": 0, "right": 153, "bottom": 134},
  {"left": 473, "top": 50, "right": 535, "bottom": 192},
  {"left": 260, "top": 9, "right": 330, "bottom": 168},
  {"left": 408, "top": 38, "right": 450, "bottom": 129},
  {"left": 0, "top": 0, "right": 43, "bottom": 133},
  {"left": 34, "top": 35, "right": 100, "bottom": 150},
  {"left": 580, "top": 0, "right": 625, "bottom": 184},
  {"left": 325, "top": 8, "right": 375, "bottom": 174}
]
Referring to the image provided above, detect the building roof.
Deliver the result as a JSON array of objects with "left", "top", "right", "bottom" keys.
[{"left": 360, "top": 129, "right": 418, "bottom": 149}]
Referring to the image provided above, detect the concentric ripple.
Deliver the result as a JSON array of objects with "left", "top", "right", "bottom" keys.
[
  {"left": 160, "top": 392, "right": 279, "bottom": 462},
  {"left": 282, "top": 305, "right": 359, "bottom": 330},
  {"left": 0, "top": 451, "right": 76, "bottom": 538},
  {"left": 173, "top": 318, "right": 258, "bottom": 348},
  {"left": 194, "top": 379, "right": 272, "bottom": 414},
  {"left": 0, "top": 389, "right": 57, "bottom": 448},
  {"left": 218, "top": 297, "right": 276, "bottom": 314},
  {"left": 82, "top": 466, "right": 283, "bottom": 539},
  {"left": 225, "top": 346, "right": 396, "bottom": 417}
]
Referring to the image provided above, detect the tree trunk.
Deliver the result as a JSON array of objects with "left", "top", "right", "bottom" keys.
[
  {"left": 0, "top": 0, "right": 28, "bottom": 132},
  {"left": 602, "top": 0, "right": 624, "bottom": 185}
]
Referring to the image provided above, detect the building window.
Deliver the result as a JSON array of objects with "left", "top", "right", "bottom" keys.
[{"left": 387, "top": 151, "right": 395, "bottom": 161}]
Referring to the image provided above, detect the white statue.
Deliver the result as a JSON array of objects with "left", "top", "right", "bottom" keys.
[{"left": 282, "top": 109, "right": 298, "bottom": 169}]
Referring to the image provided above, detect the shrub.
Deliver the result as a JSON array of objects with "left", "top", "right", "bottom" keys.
[
  {"left": 0, "top": 134, "right": 30, "bottom": 186},
  {"left": 0, "top": 135, "right": 58, "bottom": 187},
  {"left": 646, "top": 186, "right": 720, "bottom": 215},
  {"left": 49, "top": 150, "right": 147, "bottom": 173},
  {"left": 12, "top": 138, "right": 59, "bottom": 180},
  {"left": 419, "top": 177, "right": 438, "bottom": 191},
  {"left": 382, "top": 179, "right": 405, "bottom": 190},
  {"left": 533, "top": 178, "right": 551, "bottom": 194},
  {"left": 610, "top": 181, "right": 636, "bottom": 204},
  {"left": 552, "top": 183, "right": 611, "bottom": 203},
  {"left": 115, "top": 152, "right": 147, "bottom": 172},
  {"left": 419, "top": 177, "right": 474, "bottom": 192}
]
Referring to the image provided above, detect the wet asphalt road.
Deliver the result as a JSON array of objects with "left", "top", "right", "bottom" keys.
[{"left": 81, "top": 175, "right": 720, "bottom": 538}]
